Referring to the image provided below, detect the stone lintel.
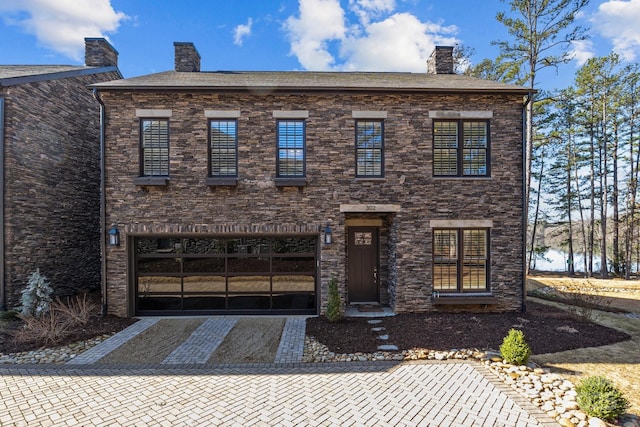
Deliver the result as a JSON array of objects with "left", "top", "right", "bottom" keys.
[{"left": 340, "top": 204, "right": 401, "bottom": 213}]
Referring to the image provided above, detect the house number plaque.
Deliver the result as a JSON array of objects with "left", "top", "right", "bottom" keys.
[{"left": 354, "top": 232, "right": 372, "bottom": 245}]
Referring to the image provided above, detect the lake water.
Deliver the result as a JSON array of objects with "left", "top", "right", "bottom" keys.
[{"left": 530, "top": 248, "right": 602, "bottom": 273}]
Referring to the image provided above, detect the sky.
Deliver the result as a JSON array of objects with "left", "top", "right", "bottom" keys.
[{"left": 1, "top": 0, "right": 640, "bottom": 90}]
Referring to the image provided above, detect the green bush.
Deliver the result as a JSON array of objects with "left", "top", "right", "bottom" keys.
[
  {"left": 499, "top": 329, "right": 532, "bottom": 365},
  {"left": 576, "top": 376, "right": 630, "bottom": 421},
  {"left": 325, "top": 277, "right": 342, "bottom": 323},
  {"left": 20, "top": 269, "right": 53, "bottom": 317}
]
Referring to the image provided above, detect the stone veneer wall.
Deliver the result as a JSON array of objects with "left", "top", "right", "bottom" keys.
[
  {"left": 2, "top": 70, "right": 121, "bottom": 307},
  {"left": 101, "top": 90, "right": 525, "bottom": 317}
]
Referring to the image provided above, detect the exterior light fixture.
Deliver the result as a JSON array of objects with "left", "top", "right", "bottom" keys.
[
  {"left": 108, "top": 225, "right": 120, "bottom": 247},
  {"left": 324, "top": 225, "right": 332, "bottom": 245}
]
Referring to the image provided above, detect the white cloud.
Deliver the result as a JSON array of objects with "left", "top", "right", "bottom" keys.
[
  {"left": 0, "top": 0, "right": 127, "bottom": 61},
  {"left": 569, "top": 39, "right": 594, "bottom": 66},
  {"left": 283, "top": 0, "right": 459, "bottom": 71},
  {"left": 283, "top": 0, "right": 346, "bottom": 70},
  {"left": 348, "top": 0, "right": 395, "bottom": 25},
  {"left": 233, "top": 18, "right": 253, "bottom": 46},
  {"left": 593, "top": 0, "right": 640, "bottom": 61}
]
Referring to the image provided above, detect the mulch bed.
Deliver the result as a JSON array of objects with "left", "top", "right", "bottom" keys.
[
  {"left": 305, "top": 301, "right": 632, "bottom": 355},
  {"left": 0, "top": 315, "right": 137, "bottom": 354}
]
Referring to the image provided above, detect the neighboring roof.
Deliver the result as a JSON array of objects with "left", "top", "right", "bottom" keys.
[
  {"left": 92, "top": 70, "right": 531, "bottom": 94},
  {"left": 0, "top": 65, "right": 120, "bottom": 87}
]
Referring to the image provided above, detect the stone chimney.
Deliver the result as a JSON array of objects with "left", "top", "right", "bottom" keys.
[
  {"left": 427, "top": 46, "right": 454, "bottom": 74},
  {"left": 84, "top": 38, "right": 119, "bottom": 67},
  {"left": 174, "top": 42, "right": 201, "bottom": 72}
]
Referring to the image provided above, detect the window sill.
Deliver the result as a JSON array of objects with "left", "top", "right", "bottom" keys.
[
  {"left": 274, "top": 178, "right": 307, "bottom": 187},
  {"left": 134, "top": 176, "right": 169, "bottom": 186},
  {"left": 433, "top": 176, "right": 492, "bottom": 180},
  {"left": 206, "top": 177, "right": 238, "bottom": 187},
  {"left": 431, "top": 293, "right": 498, "bottom": 305},
  {"left": 355, "top": 177, "right": 386, "bottom": 182}
]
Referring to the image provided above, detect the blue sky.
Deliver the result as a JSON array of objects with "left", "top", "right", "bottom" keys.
[{"left": 1, "top": 0, "right": 639, "bottom": 90}]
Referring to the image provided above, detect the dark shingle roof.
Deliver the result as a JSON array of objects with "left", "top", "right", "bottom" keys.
[
  {"left": 0, "top": 65, "right": 118, "bottom": 86},
  {"left": 92, "top": 70, "right": 530, "bottom": 94}
]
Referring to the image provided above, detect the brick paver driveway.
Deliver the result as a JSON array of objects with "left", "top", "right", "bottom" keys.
[{"left": 0, "top": 361, "right": 557, "bottom": 426}]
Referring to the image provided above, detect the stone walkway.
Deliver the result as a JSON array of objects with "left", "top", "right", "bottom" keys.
[{"left": 0, "top": 315, "right": 559, "bottom": 426}]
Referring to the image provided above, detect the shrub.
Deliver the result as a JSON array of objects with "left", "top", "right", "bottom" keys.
[
  {"left": 325, "top": 277, "right": 343, "bottom": 323},
  {"left": 499, "top": 328, "right": 532, "bottom": 365},
  {"left": 576, "top": 376, "right": 630, "bottom": 421},
  {"left": 20, "top": 269, "right": 53, "bottom": 317},
  {"left": 15, "top": 293, "right": 98, "bottom": 346}
]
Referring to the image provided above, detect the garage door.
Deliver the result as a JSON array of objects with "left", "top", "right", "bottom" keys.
[{"left": 134, "top": 236, "right": 317, "bottom": 315}]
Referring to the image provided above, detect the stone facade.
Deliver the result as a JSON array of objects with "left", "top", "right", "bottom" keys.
[
  {"left": 100, "top": 88, "right": 525, "bottom": 317},
  {"left": 0, "top": 39, "right": 121, "bottom": 309}
]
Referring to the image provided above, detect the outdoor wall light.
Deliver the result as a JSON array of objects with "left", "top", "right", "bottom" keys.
[
  {"left": 108, "top": 225, "right": 120, "bottom": 247},
  {"left": 324, "top": 225, "right": 332, "bottom": 245}
]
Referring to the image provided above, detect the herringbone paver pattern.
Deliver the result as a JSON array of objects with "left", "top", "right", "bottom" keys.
[
  {"left": 0, "top": 362, "right": 557, "bottom": 426},
  {"left": 274, "top": 317, "right": 307, "bottom": 364}
]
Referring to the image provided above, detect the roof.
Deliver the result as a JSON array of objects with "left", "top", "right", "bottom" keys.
[
  {"left": 92, "top": 70, "right": 531, "bottom": 94},
  {"left": 0, "top": 65, "right": 119, "bottom": 87}
]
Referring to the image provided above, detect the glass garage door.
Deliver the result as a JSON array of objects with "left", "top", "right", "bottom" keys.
[{"left": 134, "top": 236, "right": 317, "bottom": 315}]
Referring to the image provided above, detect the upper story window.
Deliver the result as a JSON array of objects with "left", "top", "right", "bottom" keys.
[
  {"left": 209, "top": 120, "right": 238, "bottom": 177},
  {"left": 140, "top": 118, "right": 169, "bottom": 176},
  {"left": 433, "top": 120, "right": 489, "bottom": 177},
  {"left": 433, "top": 228, "right": 489, "bottom": 293},
  {"left": 355, "top": 120, "right": 384, "bottom": 177},
  {"left": 277, "top": 119, "right": 306, "bottom": 178}
]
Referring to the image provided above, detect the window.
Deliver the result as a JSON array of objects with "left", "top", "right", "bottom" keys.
[
  {"left": 356, "top": 120, "right": 384, "bottom": 177},
  {"left": 433, "top": 229, "right": 489, "bottom": 292},
  {"left": 433, "top": 120, "right": 489, "bottom": 177},
  {"left": 140, "top": 119, "right": 169, "bottom": 176},
  {"left": 209, "top": 120, "right": 238, "bottom": 177},
  {"left": 277, "top": 120, "right": 306, "bottom": 178}
]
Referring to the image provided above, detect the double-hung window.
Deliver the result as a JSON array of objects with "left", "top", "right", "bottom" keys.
[
  {"left": 433, "top": 228, "right": 489, "bottom": 293},
  {"left": 209, "top": 119, "right": 238, "bottom": 178},
  {"left": 355, "top": 120, "right": 384, "bottom": 177},
  {"left": 140, "top": 118, "right": 169, "bottom": 177},
  {"left": 276, "top": 119, "right": 306, "bottom": 178},
  {"left": 433, "top": 120, "right": 489, "bottom": 177}
]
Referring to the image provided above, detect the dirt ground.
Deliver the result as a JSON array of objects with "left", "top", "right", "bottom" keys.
[{"left": 527, "top": 274, "right": 640, "bottom": 416}]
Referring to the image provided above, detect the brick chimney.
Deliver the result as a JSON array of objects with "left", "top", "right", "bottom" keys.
[
  {"left": 427, "top": 46, "right": 454, "bottom": 74},
  {"left": 174, "top": 42, "right": 201, "bottom": 72},
  {"left": 84, "top": 38, "right": 119, "bottom": 67}
]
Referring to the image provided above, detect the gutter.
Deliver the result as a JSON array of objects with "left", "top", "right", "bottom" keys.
[
  {"left": 521, "top": 91, "right": 534, "bottom": 312},
  {"left": 0, "top": 96, "right": 4, "bottom": 311},
  {"left": 93, "top": 89, "right": 107, "bottom": 317}
]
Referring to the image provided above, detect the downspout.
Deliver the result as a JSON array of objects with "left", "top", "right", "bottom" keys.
[
  {"left": 0, "top": 96, "right": 5, "bottom": 311},
  {"left": 93, "top": 89, "right": 107, "bottom": 317},
  {"left": 521, "top": 92, "right": 533, "bottom": 312}
]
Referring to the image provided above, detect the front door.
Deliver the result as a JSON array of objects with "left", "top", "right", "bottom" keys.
[{"left": 347, "top": 227, "right": 379, "bottom": 303}]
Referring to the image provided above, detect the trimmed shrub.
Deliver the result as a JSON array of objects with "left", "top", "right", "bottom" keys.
[
  {"left": 499, "top": 328, "right": 532, "bottom": 365},
  {"left": 325, "top": 277, "right": 343, "bottom": 323},
  {"left": 576, "top": 376, "right": 630, "bottom": 421},
  {"left": 20, "top": 269, "right": 53, "bottom": 317}
]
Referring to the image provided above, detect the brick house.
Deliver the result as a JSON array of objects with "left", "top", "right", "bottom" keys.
[
  {"left": 93, "top": 42, "right": 530, "bottom": 317},
  {"left": 0, "top": 38, "right": 121, "bottom": 310}
]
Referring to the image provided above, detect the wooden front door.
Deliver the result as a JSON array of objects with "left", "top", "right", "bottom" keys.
[{"left": 347, "top": 227, "right": 379, "bottom": 303}]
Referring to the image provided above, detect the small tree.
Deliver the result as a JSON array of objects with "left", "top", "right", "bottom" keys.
[
  {"left": 325, "top": 276, "right": 342, "bottom": 323},
  {"left": 499, "top": 328, "right": 532, "bottom": 365},
  {"left": 20, "top": 269, "right": 53, "bottom": 317}
]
